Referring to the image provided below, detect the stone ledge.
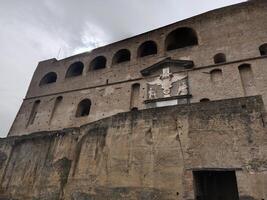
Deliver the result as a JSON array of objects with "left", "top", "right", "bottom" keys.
[{"left": 144, "top": 94, "right": 192, "bottom": 104}]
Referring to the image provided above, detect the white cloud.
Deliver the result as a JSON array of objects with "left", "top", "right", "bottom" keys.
[{"left": 73, "top": 22, "right": 109, "bottom": 55}]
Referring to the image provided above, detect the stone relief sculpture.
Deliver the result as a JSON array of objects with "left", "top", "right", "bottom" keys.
[
  {"left": 177, "top": 77, "right": 188, "bottom": 96},
  {"left": 147, "top": 67, "right": 188, "bottom": 99},
  {"left": 148, "top": 87, "right": 157, "bottom": 99}
]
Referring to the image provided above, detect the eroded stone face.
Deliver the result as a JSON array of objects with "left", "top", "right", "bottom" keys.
[
  {"left": 0, "top": 96, "right": 266, "bottom": 200},
  {"left": 0, "top": 152, "right": 7, "bottom": 169},
  {"left": 71, "top": 187, "right": 167, "bottom": 200}
]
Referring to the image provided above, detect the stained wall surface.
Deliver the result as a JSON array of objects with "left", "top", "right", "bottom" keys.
[
  {"left": 8, "top": 0, "right": 267, "bottom": 136},
  {"left": 0, "top": 96, "right": 266, "bottom": 200}
]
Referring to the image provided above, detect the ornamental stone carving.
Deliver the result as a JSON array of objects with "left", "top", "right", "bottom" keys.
[{"left": 147, "top": 67, "right": 188, "bottom": 99}]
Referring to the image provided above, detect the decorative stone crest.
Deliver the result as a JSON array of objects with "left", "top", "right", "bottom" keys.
[{"left": 147, "top": 67, "right": 188, "bottom": 99}]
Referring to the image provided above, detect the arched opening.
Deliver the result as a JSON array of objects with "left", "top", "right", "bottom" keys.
[
  {"left": 76, "top": 99, "right": 91, "bottom": 117},
  {"left": 90, "top": 56, "right": 107, "bottom": 70},
  {"left": 214, "top": 53, "right": 226, "bottom": 64},
  {"left": 39, "top": 72, "right": 57, "bottom": 86},
  {"left": 138, "top": 41, "right": 157, "bottom": 57},
  {"left": 49, "top": 96, "right": 63, "bottom": 124},
  {"left": 210, "top": 69, "right": 223, "bottom": 83},
  {"left": 238, "top": 64, "right": 256, "bottom": 96},
  {"left": 130, "top": 83, "right": 140, "bottom": 110},
  {"left": 26, "top": 100, "right": 41, "bottom": 127},
  {"left": 259, "top": 43, "right": 267, "bottom": 56},
  {"left": 65, "top": 62, "right": 84, "bottom": 78},
  {"left": 200, "top": 98, "right": 210, "bottom": 102},
  {"left": 165, "top": 27, "right": 198, "bottom": 51},
  {"left": 112, "top": 49, "right": 131, "bottom": 64}
]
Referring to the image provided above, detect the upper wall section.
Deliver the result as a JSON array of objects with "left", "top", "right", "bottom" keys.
[{"left": 25, "top": 0, "right": 267, "bottom": 98}]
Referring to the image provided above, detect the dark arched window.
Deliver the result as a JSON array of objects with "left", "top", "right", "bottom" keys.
[
  {"left": 200, "top": 98, "right": 210, "bottom": 102},
  {"left": 138, "top": 41, "right": 157, "bottom": 57},
  {"left": 39, "top": 72, "right": 57, "bottom": 86},
  {"left": 214, "top": 53, "right": 226, "bottom": 64},
  {"left": 112, "top": 49, "right": 131, "bottom": 64},
  {"left": 76, "top": 99, "right": 91, "bottom": 117},
  {"left": 90, "top": 56, "right": 107, "bottom": 70},
  {"left": 65, "top": 62, "right": 84, "bottom": 78},
  {"left": 259, "top": 43, "right": 267, "bottom": 56},
  {"left": 165, "top": 27, "right": 198, "bottom": 51}
]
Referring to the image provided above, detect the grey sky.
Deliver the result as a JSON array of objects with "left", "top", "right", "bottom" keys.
[{"left": 0, "top": 0, "right": 245, "bottom": 137}]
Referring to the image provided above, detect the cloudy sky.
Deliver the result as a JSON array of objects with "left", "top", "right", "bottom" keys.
[{"left": 0, "top": 0, "right": 245, "bottom": 137}]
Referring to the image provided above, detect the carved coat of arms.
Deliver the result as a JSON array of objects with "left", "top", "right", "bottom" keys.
[{"left": 147, "top": 68, "right": 188, "bottom": 99}]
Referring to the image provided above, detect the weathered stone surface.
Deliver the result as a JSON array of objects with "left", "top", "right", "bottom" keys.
[
  {"left": 2, "top": 2, "right": 267, "bottom": 199},
  {"left": 0, "top": 152, "right": 7, "bottom": 170},
  {"left": 0, "top": 96, "right": 266, "bottom": 199}
]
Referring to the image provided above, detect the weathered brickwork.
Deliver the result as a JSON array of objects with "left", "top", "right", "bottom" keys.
[
  {"left": 0, "top": 96, "right": 266, "bottom": 200},
  {"left": 2, "top": 1, "right": 267, "bottom": 199}
]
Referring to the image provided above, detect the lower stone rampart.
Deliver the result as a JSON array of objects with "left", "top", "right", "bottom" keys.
[{"left": 0, "top": 96, "right": 266, "bottom": 200}]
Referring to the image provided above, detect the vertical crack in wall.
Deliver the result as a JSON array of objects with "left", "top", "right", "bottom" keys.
[
  {"left": 53, "top": 157, "right": 72, "bottom": 200},
  {"left": 175, "top": 117, "right": 185, "bottom": 162},
  {"left": 72, "top": 130, "right": 83, "bottom": 177},
  {"left": 32, "top": 135, "right": 55, "bottom": 190},
  {"left": 143, "top": 126, "right": 154, "bottom": 187},
  {"left": 0, "top": 145, "right": 13, "bottom": 193},
  {"left": 174, "top": 115, "right": 188, "bottom": 199},
  {"left": 72, "top": 127, "right": 108, "bottom": 177},
  {"left": 5, "top": 144, "right": 20, "bottom": 191},
  {"left": 126, "top": 112, "right": 138, "bottom": 174}
]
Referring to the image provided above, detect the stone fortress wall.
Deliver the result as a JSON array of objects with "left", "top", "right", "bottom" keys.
[
  {"left": 0, "top": 96, "right": 266, "bottom": 200},
  {"left": 1, "top": 1, "right": 267, "bottom": 200},
  {"left": 8, "top": 0, "right": 267, "bottom": 137}
]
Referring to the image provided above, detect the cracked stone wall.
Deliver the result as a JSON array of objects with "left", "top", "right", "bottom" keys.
[{"left": 0, "top": 96, "right": 266, "bottom": 199}]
